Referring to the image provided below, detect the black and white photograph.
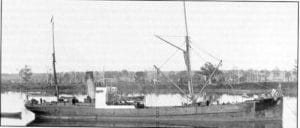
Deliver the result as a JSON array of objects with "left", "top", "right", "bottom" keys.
[{"left": 0, "top": 0, "right": 298, "bottom": 127}]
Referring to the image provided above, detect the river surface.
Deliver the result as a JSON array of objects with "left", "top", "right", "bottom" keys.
[{"left": 0, "top": 91, "right": 297, "bottom": 127}]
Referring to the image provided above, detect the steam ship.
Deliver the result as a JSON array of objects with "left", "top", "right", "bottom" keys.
[{"left": 25, "top": 1, "right": 283, "bottom": 126}]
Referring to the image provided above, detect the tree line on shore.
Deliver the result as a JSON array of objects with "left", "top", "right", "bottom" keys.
[
  {"left": 3, "top": 62, "right": 297, "bottom": 85},
  {"left": 1, "top": 63, "right": 297, "bottom": 96}
]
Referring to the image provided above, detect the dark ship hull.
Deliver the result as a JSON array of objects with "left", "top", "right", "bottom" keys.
[{"left": 25, "top": 97, "right": 283, "bottom": 125}]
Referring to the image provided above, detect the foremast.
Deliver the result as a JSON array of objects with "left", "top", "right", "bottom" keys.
[{"left": 51, "top": 16, "right": 59, "bottom": 100}]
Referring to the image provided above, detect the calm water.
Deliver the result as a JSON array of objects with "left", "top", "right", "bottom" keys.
[{"left": 0, "top": 91, "right": 297, "bottom": 127}]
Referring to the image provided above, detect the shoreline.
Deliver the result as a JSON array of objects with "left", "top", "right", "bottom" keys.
[{"left": 1, "top": 82, "right": 297, "bottom": 96}]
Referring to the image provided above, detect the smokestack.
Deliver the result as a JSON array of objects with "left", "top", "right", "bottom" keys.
[{"left": 86, "top": 71, "right": 95, "bottom": 101}]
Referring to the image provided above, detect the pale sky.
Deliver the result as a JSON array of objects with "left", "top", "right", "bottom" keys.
[{"left": 2, "top": 0, "right": 298, "bottom": 73}]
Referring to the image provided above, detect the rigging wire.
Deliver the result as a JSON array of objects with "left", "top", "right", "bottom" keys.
[
  {"left": 157, "top": 35, "right": 186, "bottom": 38},
  {"left": 190, "top": 46, "right": 206, "bottom": 62},
  {"left": 158, "top": 42, "right": 186, "bottom": 69},
  {"left": 189, "top": 40, "right": 221, "bottom": 61},
  {"left": 158, "top": 49, "right": 179, "bottom": 69}
]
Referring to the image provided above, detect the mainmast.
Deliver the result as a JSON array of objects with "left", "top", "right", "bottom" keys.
[
  {"left": 155, "top": 1, "right": 222, "bottom": 103},
  {"left": 51, "top": 16, "right": 59, "bottom": 100},
  {"left": 154, "top": 1, "right": 194, "bottom": 102},
  {"left": 183, "top": 0, "right": 194, "bottom": 99}
]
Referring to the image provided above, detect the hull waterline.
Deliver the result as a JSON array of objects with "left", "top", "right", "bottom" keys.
[{"left": 25, "top": 97, "right": 283, "bottom": 125}]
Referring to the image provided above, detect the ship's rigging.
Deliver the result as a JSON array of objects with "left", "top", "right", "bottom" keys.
[{"left": 154, "top": 0, "right": 222, "bottom": 104}]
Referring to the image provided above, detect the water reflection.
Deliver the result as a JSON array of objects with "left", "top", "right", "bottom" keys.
[{"left": 0, "top": 92, "right": 297, "bottom": 127}]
